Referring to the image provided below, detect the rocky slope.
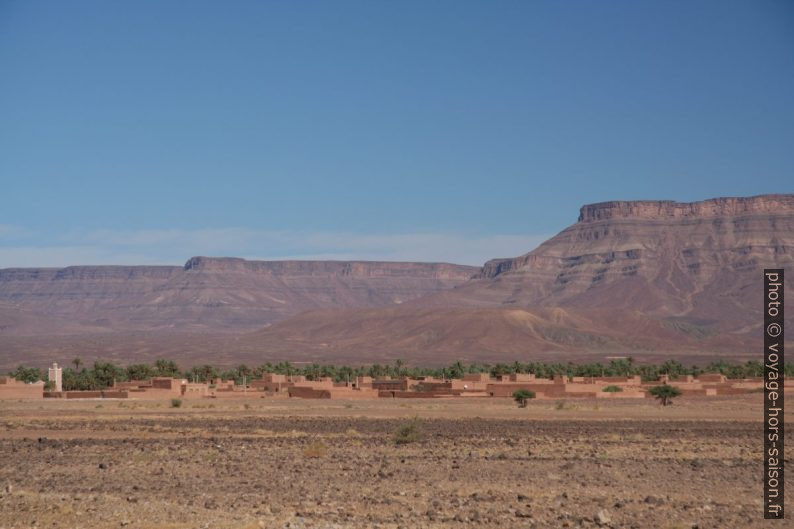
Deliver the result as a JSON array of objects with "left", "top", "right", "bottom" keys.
[
  {"left": 430, "top": 194, "right": 794, "bottom": 330},
  {"left": 0, "top": 258, "right": 477, "bottom": 333}
]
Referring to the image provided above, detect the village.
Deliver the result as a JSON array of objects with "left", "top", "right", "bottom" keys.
[{"left": 0, "top": 361, "right": 784, "bottom": 401}]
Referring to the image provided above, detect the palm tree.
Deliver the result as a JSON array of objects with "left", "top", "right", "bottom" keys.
[{"left": 72, "top": 358, "right": 82, "bottom": 371}]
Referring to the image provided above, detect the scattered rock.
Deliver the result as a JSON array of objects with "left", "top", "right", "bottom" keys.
[{"left": 596, "top": 508, "right": 611, "bottom": 525}]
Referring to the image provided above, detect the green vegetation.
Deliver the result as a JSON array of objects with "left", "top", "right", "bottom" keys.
[
  {"left": 602, "top": 385, "right": 623, "bottom": 392},
  {"left": 649, "top": 384, "right": 682, "bottom": 406},
  {"left": 393, "top": 418, "right": 423, "bottom": 445},
  {"left": 9, "top": 366, "right": 45, "bottom": 384},
  {"left": 170, "top": 398, "right": 182, "bottom": 408},
  {"left": 4, "top": 358, "right": 792, "bottom": 391},
  {"left": 512, "top": 389, "right": 536, "bottom": 407}
]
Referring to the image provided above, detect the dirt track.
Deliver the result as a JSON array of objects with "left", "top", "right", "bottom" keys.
[{"left": 0, "top": 395, "right": 790, "bottom": 528}]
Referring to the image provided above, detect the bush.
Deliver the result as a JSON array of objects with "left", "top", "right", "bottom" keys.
[
  {"left": 649, "top": 384, "right": 682, "bottom": 406},
  {"left": 10, "top": 366, "right": 45, "bottom": 383},
  {"left": 513, "top": 389, "right": 536, "bottom": 408},
  {"left": 170, "top": 398, "right": 182, "bottom": 408},
  {"left": 602, "top": 385, "right": 623, "bottom": 393},
  {"left": 393, "top": 418, "right": 422, "bottom": 445},
  {"left": 346, "top": 428, "right": 361, "bottom": 437}
]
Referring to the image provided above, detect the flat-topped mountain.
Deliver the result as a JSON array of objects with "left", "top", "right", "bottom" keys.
[
  {"left": 575, "top": 194, "right": 794, "bottom": 222},
  {"left": 1, "top": 194, "right": 790, "bottom": 369},
  {"left": 243, "top": 194, "right": 793, "bottom": 362},
  {"left": 0, "top": 258, "right": 478, "bottom": 333},
  {"left": 447, "top": 194, "right": 793, "bottom": 330}
]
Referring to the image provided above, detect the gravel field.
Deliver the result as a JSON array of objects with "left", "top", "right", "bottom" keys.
[{"left": 0, "top": 395, "right": 790, "bottom": 528}]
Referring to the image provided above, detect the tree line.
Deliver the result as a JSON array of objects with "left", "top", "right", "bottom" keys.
[{"left": 5, "top": 357, "right": 791, "bottom": 391}]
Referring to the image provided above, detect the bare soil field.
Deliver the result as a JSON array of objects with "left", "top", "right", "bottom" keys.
[{"left": 0, "top": 395, "right": 790, "bottom": 528}]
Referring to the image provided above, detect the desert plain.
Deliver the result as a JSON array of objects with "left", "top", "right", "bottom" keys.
[{"left": 0, "top": 394, "right": 790, "bottom": 529}]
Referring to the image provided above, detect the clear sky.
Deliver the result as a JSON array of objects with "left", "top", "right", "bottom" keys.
[{"left": 1, "top": 0, "right": 792, "bottom": 267}]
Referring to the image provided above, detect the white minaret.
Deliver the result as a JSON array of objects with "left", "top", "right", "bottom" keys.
[{"left": 48, "top": 362, "right": 62, "bottom": 392}]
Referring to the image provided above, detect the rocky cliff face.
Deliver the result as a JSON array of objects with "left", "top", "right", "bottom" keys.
[
  {"left": 183, "top": 256, "right": 474, "bottom": 279},
  {"left": 448, "top": 194, "right": 794, "bottom": 332},
  {"left": 576, "top": 194, "right": 794, "bottom": 222},
  {"left": 0, "top": 258, "right": 477, "bottom": 333}
]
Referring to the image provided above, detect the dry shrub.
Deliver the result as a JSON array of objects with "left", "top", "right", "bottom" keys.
[
  {"left": 393, "top": 418, "right": 423, "bottom": 445},
  {"left": 303, "top": 440, "right": 328, "bottom": 458}
]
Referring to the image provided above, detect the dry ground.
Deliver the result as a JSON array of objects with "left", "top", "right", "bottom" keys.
[{"left": 0, "top": 395, "right": 790, "bottom": 528}]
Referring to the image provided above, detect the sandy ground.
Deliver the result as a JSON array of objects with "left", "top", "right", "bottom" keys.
[{"left": 0, "top": 395, "right": 791, "bottom": 528}]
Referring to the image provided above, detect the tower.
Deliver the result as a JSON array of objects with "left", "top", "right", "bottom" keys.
[{"left": 48, "top": 362, "right": 62, "bottom": 392}]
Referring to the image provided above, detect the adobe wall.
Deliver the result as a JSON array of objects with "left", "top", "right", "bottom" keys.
[
  {"left": 414, "top": 381, "right": 453, "bottom": 392},
  {"left": 183, "top": 384, "right": 211, "bottom": 398},
  {"left": 697, "top": 373, "right": 728, "bottom": 383},
  {"left": 65, "top": 391, "right": 103, "bottom": 399},
  {"left": 379, "top": 390, "right": 450, "bottom": 399},
  {"left": 251, "top": 380, "right": 293, "bottom": 392},
  {"left": 371, "top": 379, "right": 409, "bottom": 391},
  {"left": 289, "top": 387, "right": 331, "bottom": 399},
  {"left": 330, "top": 388, "right": 379, "bottom": 399},
  {"left": 729, "top": 380, "right": 764, "bottom": 390},
  {"left": 289, "top": 386, "right": 380, "bottom": 399},
  {"left": 463, "top": 373, "right": 492, "bottom": 383},
  {"left": 505, "top": 373, "right": 536, "bottom": 382},
  {"left": 355, "top": 376, "right": 373, "bottom": 388},
  {"left": 487, "top": 383, "right": 575, "bottom": 398},
  {"left": 591, "top": 376, "right": 642, "bottom": 385},
  {"left": 292, "top": 379, "right": 335, "bottom": 389},
  {"left": 0, "top": 378, "right": 44, "bottom": 399},
  {"left": 116, "top": 380, "right": 150, "bottom": 389},
  {"left": 101, "top": 390, "right": 129, "bottom": 399},
  {"left": 450, "top": 380, "right": 490, "bottom": 391},
  {"left": 126, "top": 388, "right": 181, "bottom": 400},
  {"left": 596, "top": 391, "right": 646, "bottom": 399},
  {"left": 209, "top": 389, "right": 265, "bottom": 398},
  {"left": 151, "top": 378, "right": 183, "bottom": 391}
]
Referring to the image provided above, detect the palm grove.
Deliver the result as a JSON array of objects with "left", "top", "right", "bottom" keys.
[{"left": 6, "top": 358, "right": 789, "bottom": 392}]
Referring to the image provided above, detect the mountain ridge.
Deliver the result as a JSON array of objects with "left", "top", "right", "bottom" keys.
[
  {"left": 0, "top": 257, "right": 478, "bottom": 334},
  {"left": 1, "top": 193, "right": 791, "bottom": 369}
]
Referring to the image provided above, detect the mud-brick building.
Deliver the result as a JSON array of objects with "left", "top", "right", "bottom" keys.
[
  {"left": 286, "top": 377, "right": 379, "bottom": 399},
  {"left": 250, "top": 373, "right": 305, "bottom": 394},
  {"left": 0, "top": 376, "right": 44, "bottom": 399},
  {"left": 120, "top": 377, "right": 184, "bottom": 400}
]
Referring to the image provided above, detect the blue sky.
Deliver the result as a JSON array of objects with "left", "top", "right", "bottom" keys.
[{"left": 1, "top": 0, "right": 792, "bottom": 266}]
